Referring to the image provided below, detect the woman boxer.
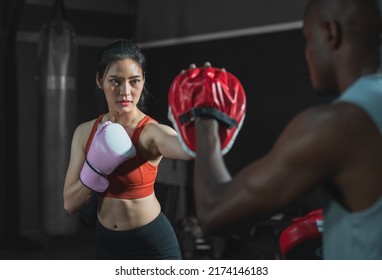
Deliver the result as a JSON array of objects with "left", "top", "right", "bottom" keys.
[{"left": 63, "top": 39, "right": 191, "bottom": 259}]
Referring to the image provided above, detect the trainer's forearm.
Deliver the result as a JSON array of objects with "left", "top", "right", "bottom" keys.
[{"left": 194, "top": 118, "right": 231, "bottom": 228}]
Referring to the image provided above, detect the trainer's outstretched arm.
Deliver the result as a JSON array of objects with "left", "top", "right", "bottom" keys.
[{"left": 194, "top": 107, "right": 340, "bottom": 233}]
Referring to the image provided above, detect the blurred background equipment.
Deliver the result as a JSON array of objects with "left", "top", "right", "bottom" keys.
[
  {"left": 0, "top": 0, "right": 34, "bottom": 252},
  {"left": 38, "top": 0, "right": 79, "bottom": 236}
]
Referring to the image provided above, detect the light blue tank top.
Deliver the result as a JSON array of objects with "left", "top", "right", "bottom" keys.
[{"left": 323, "top": 73, "right": 382, "bottom": 259}]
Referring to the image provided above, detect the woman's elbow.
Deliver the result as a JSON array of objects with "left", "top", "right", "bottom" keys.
[
  {"left": 64, "top": 203, "right": 78, "bottom": 215},
  {"left": 63, "top": 183, "right": 90, "bottom": 214},
  {"left": 63, "top": 197, "right": 81, "bottom": 215}
]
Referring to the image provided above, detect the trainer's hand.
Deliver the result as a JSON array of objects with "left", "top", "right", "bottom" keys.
[
  {"left": 80, "top": 121, "right": 136, "bottom": 192},
  {"left": 168, "top": 62, "right": 246, "bottom": 157}
]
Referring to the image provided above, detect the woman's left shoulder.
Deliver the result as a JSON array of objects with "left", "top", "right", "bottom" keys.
[{"left": 142, "top": 119, "right": 176, "bottom": 137}]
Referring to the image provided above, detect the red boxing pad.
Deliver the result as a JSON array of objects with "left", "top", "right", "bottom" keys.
[
  {"left": 279, "top": 209, "right": 324, "bottom": 260},
  {"left": 168, "top": 66, "right": 246, "bottom": 157}
]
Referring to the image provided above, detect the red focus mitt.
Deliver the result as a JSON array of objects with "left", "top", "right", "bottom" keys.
[
  {"left": 279, "top": 209, "right": 324, "bottom": 260},
  {"left": 168, "top": 65, "right": 246, "bottom": 157}
]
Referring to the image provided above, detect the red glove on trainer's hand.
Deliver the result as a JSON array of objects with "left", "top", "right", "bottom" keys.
[
  {"left": 168, "top": 65, "right": 246, "bottom": 157},
  {"left": 279, "top": 209, "right": 324, "bottom": 260}
]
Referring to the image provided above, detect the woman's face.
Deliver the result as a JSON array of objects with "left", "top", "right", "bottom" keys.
[{"left": 97, "top": 58, "right": 144, "bottom": 114}]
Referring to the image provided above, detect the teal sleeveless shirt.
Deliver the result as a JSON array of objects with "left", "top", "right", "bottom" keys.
[{"left": 324, "top": 73, "right": 382, "bottom": 259}]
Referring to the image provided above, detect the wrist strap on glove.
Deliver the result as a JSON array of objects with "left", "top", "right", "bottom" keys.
[{"left": 179, "top": 107, "right": 238, "bottom": 128}]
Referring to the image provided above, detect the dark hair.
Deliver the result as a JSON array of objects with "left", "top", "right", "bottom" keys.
[{"left": 96, "top": 38, "right": 150, "bottom": 112}]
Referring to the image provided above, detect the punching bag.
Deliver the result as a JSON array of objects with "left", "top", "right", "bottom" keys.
[{"left": 38, "top": 0, "right": 78, "bottom": 236}]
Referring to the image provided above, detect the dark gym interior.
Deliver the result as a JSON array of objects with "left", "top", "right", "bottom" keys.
[{"left": 1, "top": 0, "right": 328, "bottom": 260}]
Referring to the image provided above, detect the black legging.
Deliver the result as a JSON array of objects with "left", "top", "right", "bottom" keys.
[{"left": 94, "top": 212, "right": 182, "bottom": 260}]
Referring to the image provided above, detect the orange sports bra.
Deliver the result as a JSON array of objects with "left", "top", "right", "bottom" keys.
[{"left": 85, "top": 114, "right": 158, "bottom": 199}]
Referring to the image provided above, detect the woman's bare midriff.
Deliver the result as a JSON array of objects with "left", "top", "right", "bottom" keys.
[{"left": 96, "top": 192, "right": 161, "bottom": 231}]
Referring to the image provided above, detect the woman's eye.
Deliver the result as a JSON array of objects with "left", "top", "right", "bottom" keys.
[
  {"left": 130, "top": 79, "right": 140, "bottom": 86},
  {"left": 110, "top": 79, "right": 120, "bottom": 85}
]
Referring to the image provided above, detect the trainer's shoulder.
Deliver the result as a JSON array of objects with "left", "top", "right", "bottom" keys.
[
  {"left": 290, "top": 104, "right": 340, "bottom": 130},
  {"left": 291, "top": 102, "right": 368, "bottom": 141},
  {"left": 282, "top": 104, "right": 359, "bottom": 146}
]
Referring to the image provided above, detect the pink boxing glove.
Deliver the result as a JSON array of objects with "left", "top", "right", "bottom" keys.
[{"left": 80, "top": 121, "right": 136, "bottom": 192}]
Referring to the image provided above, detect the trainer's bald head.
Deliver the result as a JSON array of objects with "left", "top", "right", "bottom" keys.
[
  {"left": 304, "top": 0, "right": 382, "bottom": 38},
  {"left": 304, "top": 0, "right": 382, "bottom": 60},
  {"left": 303, "top": 0, "right": 382, "bottom": 94}
]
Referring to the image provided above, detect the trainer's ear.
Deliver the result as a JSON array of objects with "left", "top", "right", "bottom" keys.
[{"left": 325, "top": 19, "right": 342, "bottom": 49}]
